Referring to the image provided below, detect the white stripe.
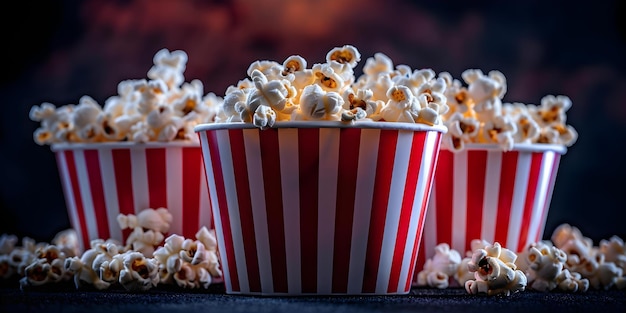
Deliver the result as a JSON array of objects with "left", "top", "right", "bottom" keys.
[
  {"left": 166, "top": 147, "right": 184, "bottom": 236},
  {"left": 278, "top": 128, "right": 301, "bottom": 294},
  {"left": 317, "top": 128, "right": 339, "bottom": 294},
  {"left": 130, "top": 148, "right": 149, "bottom": 215},
  {"left": 217, "top": 129, "right": 249, "bottom": 293},
  {"left": 451, "top": 150, "right": 468, "bottom": 254},
  {"left": 526, "top": 152, "right": 555, "bottom": 247},
  {"left": 198, "top": 131, "right": 232, "bottom": 293},
  {"left": 56, "top": 152, "right": 85, "bottom": 250},
  {"left": 98, "top": 148, "right": 123, "bottom": 242},
  {"left": 506, "top": 151, "right": 532, "bottom": 251},
  {"left": 198, "top": 160, "right": 212, "bottom": 230},
  {"left": 376, "top": 130, "right": 412, "bottom": 293},
  {"left": 73, "top": 150, "right": 99, "bottom": 243},
  {"left": 537, "top": 155, "right": 560, "bottom": 241},
  {"left": 399, "top": 131, "right": 436, "bottom": 291},
  {"left": 347, "top": 129, "right": 380, "bottom": 293},
  {"left": 481, "top": 151, "right": 502, "bottom": 243},
  {"left": 243, "top": 128, "right": 273, "bottom": 293}
]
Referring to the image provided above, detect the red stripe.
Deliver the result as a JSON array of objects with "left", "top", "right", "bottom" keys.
[
  {"left": 63, "top": 150, "right": 90, "bottom": 250},
  {"left": 434, "top": 150, "right": 454, "bottom": 249},
  {"left": 407, "top": 132, "right": 441, "bottom": 290},
  {"left": 387, "top": 131, "right": 425, "bottom": 292},
  {"left": 331, "top": 128, "right": 361, "bottom": 293},
  {"left": 535, "top": 154, "right": 561, "bottom": 241},
  {"left": 516, "top": 152, "right": 543, "bottom": 251},
  {"left": 84, "top": 149, "right": 110, "bottom": 241},
  {"left": 112, "top": 149, "right": 134, "bottom": 241},
  {"left": 362, "top": 129, "right": 398, "bottom": 293},
  {"left": 206, "top": 129, "right": 240, "bottom": 292},
  {"left": 465, "top": 150, "right": 487, "bottom": 252},
  {"left": 182, "top": 147, "right": 202, "bottom": 239},
  {"left": 258, "top": 128, "right": 288, "bottom": 293},
  {"left": 145, "top": 148, "right": 167, "bottom": 210},
  {"left": 298, "top": 128, "right": 319, "bottom": 293},
  {"left": 494, "top": 151, "right": 519, "bottom": 245},
  {"left": 228, "top": 129, "right": 261, "bottom": 292}
]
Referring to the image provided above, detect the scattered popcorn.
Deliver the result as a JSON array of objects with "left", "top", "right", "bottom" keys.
[
  {"left": 117, "top": 207, "right": 173, "bottom": 257},
  {"left": 118, "top": 251, "right": 160, "bottom": 291},
  {"left": 515, "top": 240, "right": 589, "bottom": 293},
  {"left": 153, "top": 227, "right": 222, "bottom": 289},
  {"left": 19, "top": 244, "right": 72, "bottom": 290},
  {"left": 415, "top": 243, "right": 462, "bottom": 289},
  {"left": 29, "top": 48, "right": 223, "bottom": 145},
  {"left": 464, "top": 241, "right": 527, "bottom": 296}
]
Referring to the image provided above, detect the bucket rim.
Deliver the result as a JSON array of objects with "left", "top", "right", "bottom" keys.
[
  {"left": 50, "top": 140, "right": 200, "bottom": 151},
  {"left": 194, "top": 121, "right": 448, "bottom": 133},
  {"left": 442, "top": 143, "right": 567, "bottom": 154}
]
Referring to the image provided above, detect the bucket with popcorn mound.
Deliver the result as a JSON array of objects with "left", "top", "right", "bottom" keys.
[
  {"left": 413, "top": 68, "right": 578, "bottom": 285},
  {"left": 196, "top": 121, "right": 445, "bottom": 295},
  {"left": 29, "top": 48, "right": 223, "bottom": 251},
  {"left": 51, "top": 142, "right": 212, "bottom": 251},
  {"left": 194, "top": 44, "right": 454, "bottom": 295}
]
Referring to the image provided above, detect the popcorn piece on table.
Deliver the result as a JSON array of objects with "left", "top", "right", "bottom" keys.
[
  {"left": 516, "top": 240, "right": 589, "bottom": 293},
  {"left": 19, "top": 244, "right": 72, "bottom": 290},
  {"left": 415, "top": 243, "right": 462, "bottom": 289},
  {"left": 117, "top": 207, "right": 173, "bottom": 257},
  {"left": 64, "top": 238, "right": 124, "bottom": 290},
  {"left": 153, "top": 226, "right": 222, "bottom": 289},
  {"left": 464, "top": 241, "right": 527, "bottom": 296},
  {"left": 551, "top": 223, "right": 626, "bottom": 290}
]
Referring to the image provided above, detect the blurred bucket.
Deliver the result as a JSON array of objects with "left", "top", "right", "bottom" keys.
[
  {"left": 52, "top": 142, "right": 212, "bottom": 251},
  {"left": 415, "top": 143, "right": 566, "bottom": 284},
  {"left": 195, "top": 121, "right": 446, "bottom": 295}
]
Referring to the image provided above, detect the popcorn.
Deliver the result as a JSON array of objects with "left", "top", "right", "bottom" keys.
[
  {"left": 215, "top": 45, "right": 449, "bottom": 128},
  {"left": 19, "top": 244, "right": 71, "bottom": 289},
  {"left": 118, "top": 251, "right": 160, "bottom": 291},
  {"left": 153, "top": 227, "right": 222, "bottom": 289},
  {"left": 515, "top": 240, "right": 589, "bottom": 292},
  {"left": 117, "top": 207, "right": 173, "bottom": 257},
  {"left": 438, "top": 68, "right": 577, "bottom": 152},
  {"left": 30, "top": 48, "right": 223, "bottom": 145},
  {"left": 464, "top": 241, "right": 527, "bottom": 296},
  {"left": 415, "top": 243, "right": 462, "bottom": 289}
]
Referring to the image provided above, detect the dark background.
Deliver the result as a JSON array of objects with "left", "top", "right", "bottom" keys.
[{"left": 1, "top": 0, "right": 625, "bottom": 247}]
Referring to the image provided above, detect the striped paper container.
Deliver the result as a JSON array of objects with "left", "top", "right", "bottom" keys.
[
  {"left": 195, "top": 121, "right": 446, "bottom": 296},
  {"left": 414, "top": 144, "right": 566, "bottom": 284},
  {"left": 52, "top": 142, "right": 212, "bottom": 251}
]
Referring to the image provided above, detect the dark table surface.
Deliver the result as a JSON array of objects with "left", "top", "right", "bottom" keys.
[{"left": 1, "top": 281, "right": 624, "bottom": 313}]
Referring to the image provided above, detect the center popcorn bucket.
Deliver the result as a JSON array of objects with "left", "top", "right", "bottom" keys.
[
  {"left": 52, "top": 142, "right": 213, "bottom": 251},
  {"left": 195, "top": 121, "right": 446, "bottom": 296},
  {"left": 414, "top": 143, "right": 566, "bottom": 283}
]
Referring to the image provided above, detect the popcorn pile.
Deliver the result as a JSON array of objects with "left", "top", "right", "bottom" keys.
[
  {"left": 215, "top": 44, "right": 450, "bottom": 128},
  {"left": 1, "top": 208, "right": 222, "bottom": 291},
  {"left": 439, "top": 71, "right": 578, "bottom": 152},
  {"left": 29, "top": 49, "right": 223, "bottom": 145},
  {"left": 416, "top": 224, "right": 626, "bottom": 296}
]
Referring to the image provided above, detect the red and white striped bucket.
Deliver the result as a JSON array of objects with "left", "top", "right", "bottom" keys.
[
  {"left": 52, "top": 142, "right": 212, "bottom": 251},
  {"left": 195, "top": 121, "right": 446, "bottom": 295},
  {"left": 415, "top": 144, "right": 565, "bottom": 284}
]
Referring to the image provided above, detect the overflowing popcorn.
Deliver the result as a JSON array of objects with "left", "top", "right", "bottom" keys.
[
  {"left": 29, "top": 48, "right": 223, "bottom": 145},
  {"left": 439, "top": 70, "right": 578, "bottom": 152},
  {"left": 215, "top": 45, "right": 449, "bottom": 128}
]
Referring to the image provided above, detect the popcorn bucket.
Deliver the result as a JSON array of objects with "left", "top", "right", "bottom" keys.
[
  {"left": 52, "top": 142, "right": 212, "bottom": 251},
  {"left": 415, "top": 143, "right": 566, "bottom": 283},
  {"left": 195, "top": 121, "right": 446, "bottom": 295}
]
